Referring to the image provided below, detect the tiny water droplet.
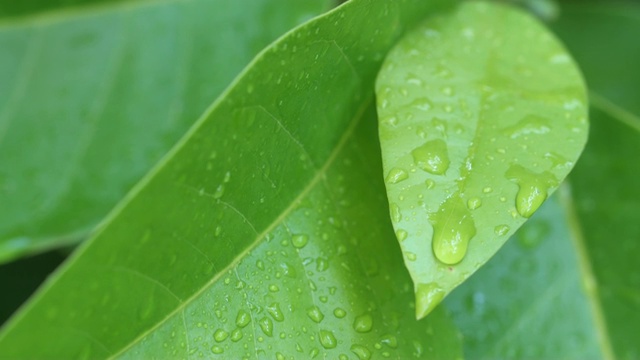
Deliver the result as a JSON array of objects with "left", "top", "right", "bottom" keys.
[
  {"left": 211, "top": 345, "right": 224, "bottom": 354},
  {"left": 259, "top": 317, "right": 273, "bottom": 336},
  {"left": 292, "top": 234, "right": 309, "bottom": 248},
  {"left": 269, "top": 284, "right": 280, "bottom": 292},
  {"left": 482, "top": 187, "right": 492, "bottom": 193},
  {"left": 467, "top": 197, "right": 482, "bottom": 210},
  {"left": 307, "top": 306, "right": 324, "bottom": 323},
  {"left": 415, "top": 282, "right": 445, "bottom": 319},
  {"left": 411, "top": 97, "right": 432, "bottom": 111},
  {"left": 411, "top": 139, "right": 450, "bottom": 175},
  {"left": 405, "top": 252, "right": 417, "bottom": 261},
  {"left": 425, "top": 179, "right": 436, "bottom": 189},
  {"left": 380, "top": 334, "right": 398, "bottom": 349},
  {"left": 319, "top": 330, "right": 337, "bottom": 349},
  {"left": 494, "top": 225, "right": 510, "bottom": 236},
  {"left": 316, "top": 257, "right": 329, "bottom": 272},
  {"left": 353, "top": 313, "right": 373, "bottom": 333},
  {"left": 431, "top": 195, "right": 476, "bottom": 265},
  {"left": 385, "top": 168, "right": 409, "bottom": 184},
  {"left": 213, "top": 184, "right": 225, "bottom": 199},
  {"left": 351, "top": 344, "right": 371, "bottom": 360},
  {"left": 213, "top": 329, "right": 228, "bottom": 342}
]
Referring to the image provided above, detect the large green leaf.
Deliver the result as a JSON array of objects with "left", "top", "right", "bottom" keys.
[
  {"left": 445, "top": 192, "right": 611, "bottom": 359},
  {"left": 552, "top": 5, "right": 640, "bottom": 358},
  {"left": 376, "top": 1, "right": 588, "bottom": 318},
  {"left": 0, "top": 0, "right": 463, "bottom": 358},
  {"left": 0, "top": 0, "right": 329, "bottom": 263}
]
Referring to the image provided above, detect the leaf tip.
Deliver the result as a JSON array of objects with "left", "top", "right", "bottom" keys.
[{"left": 415, "top": 282, "right": 445, "bottom": 320}]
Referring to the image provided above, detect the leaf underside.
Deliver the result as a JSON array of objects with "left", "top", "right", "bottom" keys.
[{"left": 375, "top": 1, "right": 588, "bottom": 318}]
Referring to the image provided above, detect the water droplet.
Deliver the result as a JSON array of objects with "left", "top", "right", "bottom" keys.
[
  {"left": 269, "top": 284, "right": 279, "bottom": 292},
  {"left": 292, "top": 234, "right": 309, "bottom": 248},
  {"left": 259, "top": 317, "right": 273, "bottom": 336},
  {"left": 213, "top": 329, "right": 229, "bottom": 342},
  {"left": 307, "top": 306, "right": 324, "bottom": 323},
  {"left": 236, "top": 310, "right": 251, "bottom": 328},
  {"left": 230, "top": 328, "right": 243, "bottom": 342},
  {"left": 267, "top": 303, "right": 284, "bottom": 322},
  {"left": 415, "top": 282, "right": 445, "bottom": 319},
  {"left": 425, "top": 179, "right": 436, "bottom": 189},
  {"left": 494, "top": 225, "right": 510, "bottom": 236},
  {"left": 411, "top": 139, "right": 450, "bottom": 175},
  {"left": 431, "top": 195, "right": 476, "bottom": 265},
  {"left": 411, "top": 97, "right": 432, "bottom": 111},
  {"left": 316, "top": 257, "right": 329, "bottom": 272},
  {"left": 351, "top": 344, "right": 371, "bottom": 360},
  {"left": 213, "top": 184, "right": 225, "bottom": 199},
  {"left": 380, "top": 334, "right": 398, "bottom": 349},
  {"left": 319, "top": 330, "right": 337, "bottom": 349},
  {"left": 503, "top": 115, "right": 550, "bottom": 138},
  {"left": 276, "top": 352, "right": 286, "bottom": 360},
  {"left": 396, "top": 229, "right": 408, "bottom": 242},
  {"left": 385, "top": 168, "right": 408, "bottom": 184},
  {"left": 333, "top": 308, "right": 347, "bottom": 318},
  {"left": 353, "top": 313, "right": 373, "bottom": 333},
  {"left": 467, "top": 197, "right": 482, "bottom": 210},
  {"left": 389, "top": 203, "right": 402, "bottom": 223},
  {"left": 482, "top": 187, "right": 492, "bottom": 193},
  {"left": 211, "top": 345, "right": 224, "bottom": 354},
  {"left": 518, "top": 219, "right": 550, "bottom": 248},
  {"left": 506, "top": 165, "right": 557, "bottom": 218},
  {"left": 405, "top": 252, "right": 417, "bottom": 261}
]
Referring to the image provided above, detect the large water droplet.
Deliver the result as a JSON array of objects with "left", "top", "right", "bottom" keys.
[
  {"left": 319, "top": 330, "right": 337, "bottom": 349},
  {"left": 259, "top": 317, "right": 273, "bottom": 336},
  {"left": 211, "top": 345, "right": 224, "bottom": 354},
  {"left": 213, "top": 329, "right": 229, "bottom": 342},
  {"left": 230, "top": 328, "right": 243, "bottom": 342},
  {"left": 411, "top": 139, "right": 450, "bottom": 175},
  {"left": 292, "top": 234, "right": 309, "bottom": 248},
  {"left": 415, "top": 282, "right": 445, "bottom": 319},
  {"left": 351, "top": 344, "right": 371, "bottom": 360},
  {"left": 267, "top": 302, "right": 284, "bottom": 322},
  {"left": 431, "top": 195, "right": 476, "bottom": 265},
  {"left": 506, "top": 165, "right": 557, "bottom": 218},
  {"left": 236, "top": 310, "right": 250, "bottom": 328},
  {"left": 385, "top": 168, "right": 409, "bottom": 184},
  {"left": 353, "top": 313, "right": 373, "bottom": 333},
  {"left": 305, "top": 306, "right": 324, "bottom": 323}
]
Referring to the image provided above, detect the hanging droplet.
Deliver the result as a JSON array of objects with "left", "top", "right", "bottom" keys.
[
  {"left": 415, "top": 282, "right": 445, "bottom": 319},
  {"left": 431, "top": 195, "right": 476, "bottom": 265}
]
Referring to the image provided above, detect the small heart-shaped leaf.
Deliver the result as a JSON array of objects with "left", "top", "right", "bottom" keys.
[{"left": 376, "top": 1, "right": 588, "bottom": 319}]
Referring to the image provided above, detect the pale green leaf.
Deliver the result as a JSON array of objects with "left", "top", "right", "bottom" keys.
[
  {"left": 0, "top": 0, "right": 329, "bottom": 263},
  {"left": 0, "top": 0, "right": 463, "bottom": 358},
  {"left": 376, "top": 1, "right": 588, "bottom": 318}
]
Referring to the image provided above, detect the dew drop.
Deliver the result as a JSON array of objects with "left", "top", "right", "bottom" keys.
[
  {"left": 267, "top": 302, "right": 284, "bottom": 322},
  {"left": 258, "top": 317, "right": 273, "bottom": 336},
  {"left": 353, "top": 313, "right": 373, "bottom": 333},
  {"left": 380, "top": 334, "right": 398, "bottom": 349},
  {"left": 390, "top": 203, "right": 402, "bottom": 223},
  {"left": 503, "top": 114, "right": 550, "bottom": 138},
  {"left": 292, "top": 234, "right": 309, "bottom": 248},
  {"left": 333, "top": 308, "right": 347, "bottom": 318},
  {"left": 411, "top": 97, "right": 433, "bottom": 111},
  {"left": 230, "top": 328, "right": 243, "bottom": 342},
  {"left": 385, "top": 168, "right": 409, "bottom": 184},
  {"left": 316, "top": 257, "right": 329, "bottom": 272},
  {"left": 494, "top": 225, "right": 510, "bottom": 236},
  {"left": 319, "top": 330, "right": 337, "bottom": 349},
  {"left": 431, "top": 195, "right": 476, "bottom": 265},
  {"left": 425, "top": 179, "right": 436, "bottom": 189},
  {"left": 269, "top": 284, "right": 280, "bottom": 292},
  {"left": 396, "top": 229, "right": 408, "bottom": 242},
  {"left": 482, "top": 187, "right": 492, "bottom": 193},
  {"left": 213, "top": 329, "right": 229, "bottom": 342},
  {"left": 307, "top": 306, "right": 325, "bottom": 323},
  {"left": 211, "top": 345, "right": 224, "bottom": 354},
  {"left": 415, "top": 282, "right": 445, "bottom": 319},
  {"left": 467, "top": 197, "right": 482, "bottom": 210},
  {"left": 236, "top": 310, "right": 251, "bottom": 328},
  {"left": 411, "top": 139, "right": 450, "bottom": 175},
  {"left": 506, "top": 165, "right": 557, "bottom": 218},
  {"left": 213, "top": 184, "right": 225, "bottom": 199},
  {"left": 351, "top": 344, "right": 371, "bottom": 360},
  {"left": 405, "top": 252, "right": 417, "bottom": 261}
]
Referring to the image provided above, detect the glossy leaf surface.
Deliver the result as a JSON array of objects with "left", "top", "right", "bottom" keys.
[
  {"left": 376, "top": 1, "right": 588, "bottom": 318},
  {"left": 553, "top": 5, "right": 640, "bottom": 359},
  {"left": 0, "top": 0, "right": 463, "bottom": 358},
  {"left": 0, "top": 0, "right": 329, "bottom": 263}
]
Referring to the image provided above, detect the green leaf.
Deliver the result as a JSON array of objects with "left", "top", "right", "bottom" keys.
[
  {"left": 445, "top": 192, "right": 612, "bottom": 359},
  {"left": 552, "top": 4, "right": 640, "bottom": 359},
  {"left": 0, "top": 0, "right": 463, "bottom": 358},
  {"left": 375, "top": 1, "right": 588, "bottom": 319},
  {"left": 0, "top": 0, "right": 329, "bottom": 263}
]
